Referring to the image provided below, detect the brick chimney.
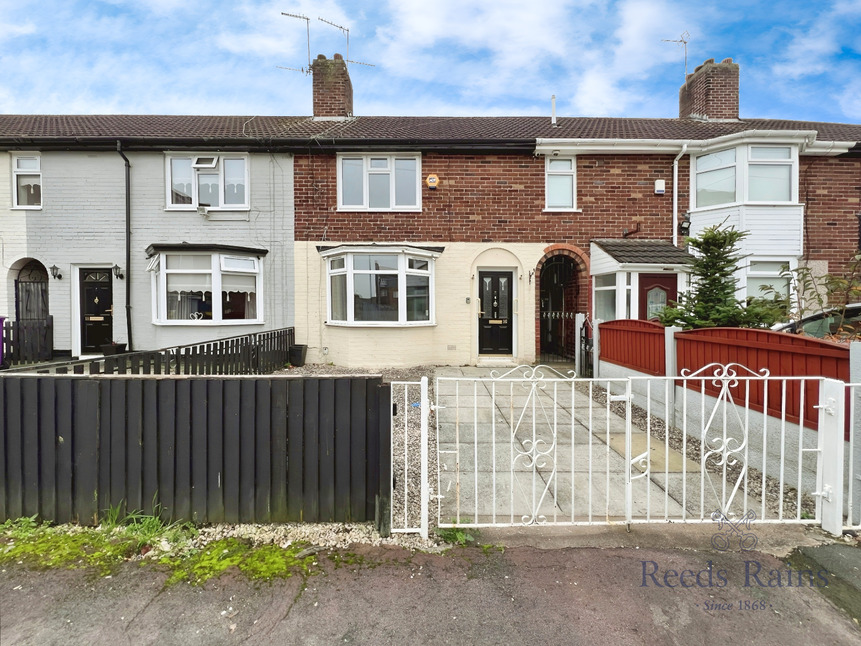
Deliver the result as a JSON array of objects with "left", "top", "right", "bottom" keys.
[
  {"left": 679, "top": 58, "right": 739, "bottom": 121},
  {"left": 311, "top": 53, "right": 353, "bottom": 119}
]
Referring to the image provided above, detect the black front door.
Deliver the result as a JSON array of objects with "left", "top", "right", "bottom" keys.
[
  {"left": 478, "top": 271, "right": 513, "bottom": 354},
  {"left": 80, "top": 269, "right": 113, "bottom": 353}
]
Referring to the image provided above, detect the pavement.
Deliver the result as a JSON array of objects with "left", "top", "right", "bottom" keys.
[{"left": 1, "top": 525, "right": 860, "bottom": 646}]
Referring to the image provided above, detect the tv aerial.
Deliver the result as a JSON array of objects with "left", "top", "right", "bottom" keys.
[
  {"left": 662, "top": 31, "right": 691, "bottom": 77},
  {"left": 278, "top": 13, "right": 374, "bottom": 75}
]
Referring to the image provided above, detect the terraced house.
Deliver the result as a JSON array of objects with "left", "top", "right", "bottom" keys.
[{"left": 2, "top": 55, "right": 860, "bottom": 367}]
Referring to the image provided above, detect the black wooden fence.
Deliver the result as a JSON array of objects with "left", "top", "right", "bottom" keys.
[
  {"left": 1, "top": 316, "right": 54, "bottom": 367},
  {"left": 0, "top": 374, "right": 391, "bottom": 528},
  {"left": 2, "top": 327, "right": 294, "bottom": 376}
]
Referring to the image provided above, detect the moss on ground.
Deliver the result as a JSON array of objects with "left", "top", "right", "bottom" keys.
[{"left": 0, "top": 517, "right": 321, "bottom": 586}]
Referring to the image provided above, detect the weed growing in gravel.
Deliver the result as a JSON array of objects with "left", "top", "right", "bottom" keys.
[{"left": 435, "top": 526, "right": 475, "bottom": 546}]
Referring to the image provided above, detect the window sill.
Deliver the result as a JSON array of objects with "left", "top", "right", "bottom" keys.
[
  {"left": 543, "top": 208, "right": 582, "bottom": 214},
  {"left": 326, "top": 321, "right": 436, "bottom": 328},
  {"left": 10, "top": 206, "right": 42, "bottom": 211},
  {"left": 336, "top": 207, "right": 422, "bottom": 213},
  {"left": 153, "top": 319, "right": 264, "bottom": 326},
  {"left": 164, "top": 206, "right": 250, "bottom": 212}
]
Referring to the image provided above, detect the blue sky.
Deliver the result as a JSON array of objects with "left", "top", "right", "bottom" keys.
[{"left": 1, "top": 0, "right": 859, "bottom": 123}]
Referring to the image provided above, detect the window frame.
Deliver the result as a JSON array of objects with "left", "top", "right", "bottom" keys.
[
  {"left": 544, "top": 156, "right": 578, "bottom": 211},
  {"left": 323, "top": 247, "right": 437, "bottom": 327},
  {"left": 11, "top": 153, "right": 42, "bottom": 209},
  {"left": 336, "top": 153, "right": 422, "bottom": 212},
  {"left": 746, "top": 145, "right": 797, "bottom": 204},
  {"left": 692, "top": 144, "right": 798, "bottom": 210},
  {"left": 148, "top": 250, "right": 263, "bottom": 325},
  {"left": 164, "top": 153, "right": 250, "bottom": 211},
  {"left": 744, "top": 257, "right": 796, "bottom": 302}
]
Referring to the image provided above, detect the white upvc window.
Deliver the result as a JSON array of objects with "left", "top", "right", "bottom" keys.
[
  {"left": 545, "top": 157, "right": 577, "bottom": 210},
  {"left": 695, "top": 148, "right": 736, "bottom": 208},
  {"left": 337, "top": 154, "right": 421, "bottom": 211},
  {"left": 12, "top": 154, "right": 42, "bottom": 208},
  {"left": 745, "top": 258, "right": 794, "bottom": 301},
  {"left": 693, "top": 145, "right": 797, "bottom": 209},
  {"left": 747, "top": 146, "right": 794, "bottom": 203},
  {"left": 149, "top": 251, "right": 262, "bottom": 324},
  {"left": 324, "top": 248, "right": 436, "bottom": 326},
  {"left": 165, "top": 154, "right": 249, "bottom": 210}
]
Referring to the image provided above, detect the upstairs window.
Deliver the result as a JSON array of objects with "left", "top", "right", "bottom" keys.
[
  {"left": 695, "top": 149, "right": 736, "bottom": 208},
  {"left": 748, "top": 146, "right": 792, "bottom": 202},
  {"left": 12, "top": 154, "right": 41, "bottom": 208},
  {"left": 694, "top": 145, "right": 797, "bottom": 209},
  {"left": 337, "top": 154, "right": 421, "bottom": 211},
  {"left": 545, "top": 157, "right": 577, "bottom": 210},
  {"left": 166, "top": 154, "right": 248, "bottom": 210}
]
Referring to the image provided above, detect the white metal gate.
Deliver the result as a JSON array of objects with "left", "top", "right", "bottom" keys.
[{"left": 391, "top": 363, "right": 856, "bottom": 537}]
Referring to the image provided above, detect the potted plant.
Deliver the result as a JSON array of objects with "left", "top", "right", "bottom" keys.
[{"left": 100, "top": 341, "right": 127, "bottom": 355}]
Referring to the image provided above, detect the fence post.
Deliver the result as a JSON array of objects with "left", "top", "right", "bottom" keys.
[
  {"left": 420, "top": 375, "right": 429, "bottom": 539},
  {"left": 593, "top": 324, "right": 601, "bottom": 378},
  {"left": 574, "top": 313, "right": 585, "bottom": 377},
  {"left": 665, "top": 326, "right": 681, "bottom": 431},
  {"left": 818, "top": 378, "right": 845, "bottom": 536},
  {"left": 0, "top": 316, "right": 5, "bottom": 367},
  {"left": 850, "top": 342, "right": 861, "bottom": 526}
]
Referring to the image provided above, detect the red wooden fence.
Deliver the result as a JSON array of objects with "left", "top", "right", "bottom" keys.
[
  {"left": 598, "top": 319, "right": 666, "bottom": 376},
  {"left": 675, "top": 328, "right": 849, "bottom": 434}
]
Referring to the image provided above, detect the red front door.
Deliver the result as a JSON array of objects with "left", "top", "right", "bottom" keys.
[{"left": 638, "top": 274, "right": 677, "bottom": 320}]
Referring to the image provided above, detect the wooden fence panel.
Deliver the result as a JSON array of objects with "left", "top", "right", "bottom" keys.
[
  {"left": 598, "top": 319, "right": 666, "bottom": 376},
  {"left": 676, "top": 328, "right": 850, "bottom": 432},
  {"left": 0, "top": 374, "right": 389, "bottom": 525}
]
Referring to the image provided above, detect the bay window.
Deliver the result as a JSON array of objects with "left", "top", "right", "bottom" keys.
[
  {"left": 324, "top": 247, "right": 436, "bottom": 326},
  {"left": 147, "top": 244, "right": 265, "bottom": 324},
  {"left": 693, "top": 145, "right": 797, "bottom": 209}
]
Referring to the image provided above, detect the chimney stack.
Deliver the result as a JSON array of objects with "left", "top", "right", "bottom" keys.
[
  {"left": 679, "top": 58, "right": 739, "bottom": 121},
  {"left": 311, "top": 53, "right": 353, "bottom": 119}
]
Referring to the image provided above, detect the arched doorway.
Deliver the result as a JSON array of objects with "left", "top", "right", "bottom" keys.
[
  {"left": 15, "top": 260, "right": 49, "bottom": 321},
  {"left": 537, "top": 254, "right": 579, "bottom": 362}
]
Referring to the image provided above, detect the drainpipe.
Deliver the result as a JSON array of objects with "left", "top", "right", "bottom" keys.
[
  {"left": 672, "top": 144, "right": 687, "bottom": 247},
  {"left": 116, "top": 141, "right": 133, "bottom": 351}
]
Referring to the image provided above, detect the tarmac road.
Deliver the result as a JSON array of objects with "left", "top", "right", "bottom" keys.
[{"left": 1, "top": 525, "right": 859, "bottom": 646}]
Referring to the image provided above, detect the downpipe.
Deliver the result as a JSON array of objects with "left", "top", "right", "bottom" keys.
[{"left": 117, "top": 141, "right": 133, "bottom": 351}]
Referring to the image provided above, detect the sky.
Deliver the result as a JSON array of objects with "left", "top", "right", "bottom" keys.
[{"left": 0, "top": 0, "right": 859, "bottom": 123}]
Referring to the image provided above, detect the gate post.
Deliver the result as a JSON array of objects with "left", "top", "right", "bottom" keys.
[
  {"left": 818, "top": 379, "right": 845, "bottom": 536},
  {"left": 420, "top": 376, "right": 429, "bottom": 539},
  {"left": 623, "top": 379, "right": 634, "bottom": 527}
]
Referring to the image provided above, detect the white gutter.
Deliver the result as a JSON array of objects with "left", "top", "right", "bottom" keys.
[
  {"left": 534, "top": 130, "right": 854, "bottom": 156},
  {"left": 672, "top": 144, "right": 687, "bottom": 247}
]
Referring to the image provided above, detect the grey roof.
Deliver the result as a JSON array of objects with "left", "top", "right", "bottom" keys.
[
  {"left": 592, "top": 239, "right": 694, "bottom": 265},
  {"left": 0, "top": 115, "right": 859, "bottom": 150}
]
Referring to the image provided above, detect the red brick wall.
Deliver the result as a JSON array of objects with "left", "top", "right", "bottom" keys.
[
  {"left": 678, "top": 59, "right": 739, "bottom": 120},
  {"left": 800, "top": 155, "right": 861, "bottom": 275},
  {"left": 294, "top": 152, "right": 685, "bottom": 246}
]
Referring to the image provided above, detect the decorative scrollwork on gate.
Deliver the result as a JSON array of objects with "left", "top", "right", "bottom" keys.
[
  {"left": 488, "top": 365, "right": 575, "bottom": 525},
  {"left": 680, "top": 362, "right": 770, "bottom": 515}
]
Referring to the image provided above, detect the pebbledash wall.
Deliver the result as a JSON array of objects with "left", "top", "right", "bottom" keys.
[
  {"left": 293, "top": 152, "right": 685, "bottom": 367},
  {"left": 1, "top": 151, "right": 294, "bottom": 355}
]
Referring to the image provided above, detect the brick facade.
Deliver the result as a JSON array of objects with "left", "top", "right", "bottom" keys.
[
  {"left": 800, "top": 155, "right": 861, "bottom": 275},
  {"left": 679, "top": 58, "right": 739, "bottom": 121},
  {"left": 294, "top": 152, "right": 686, "bottom": 247}
]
